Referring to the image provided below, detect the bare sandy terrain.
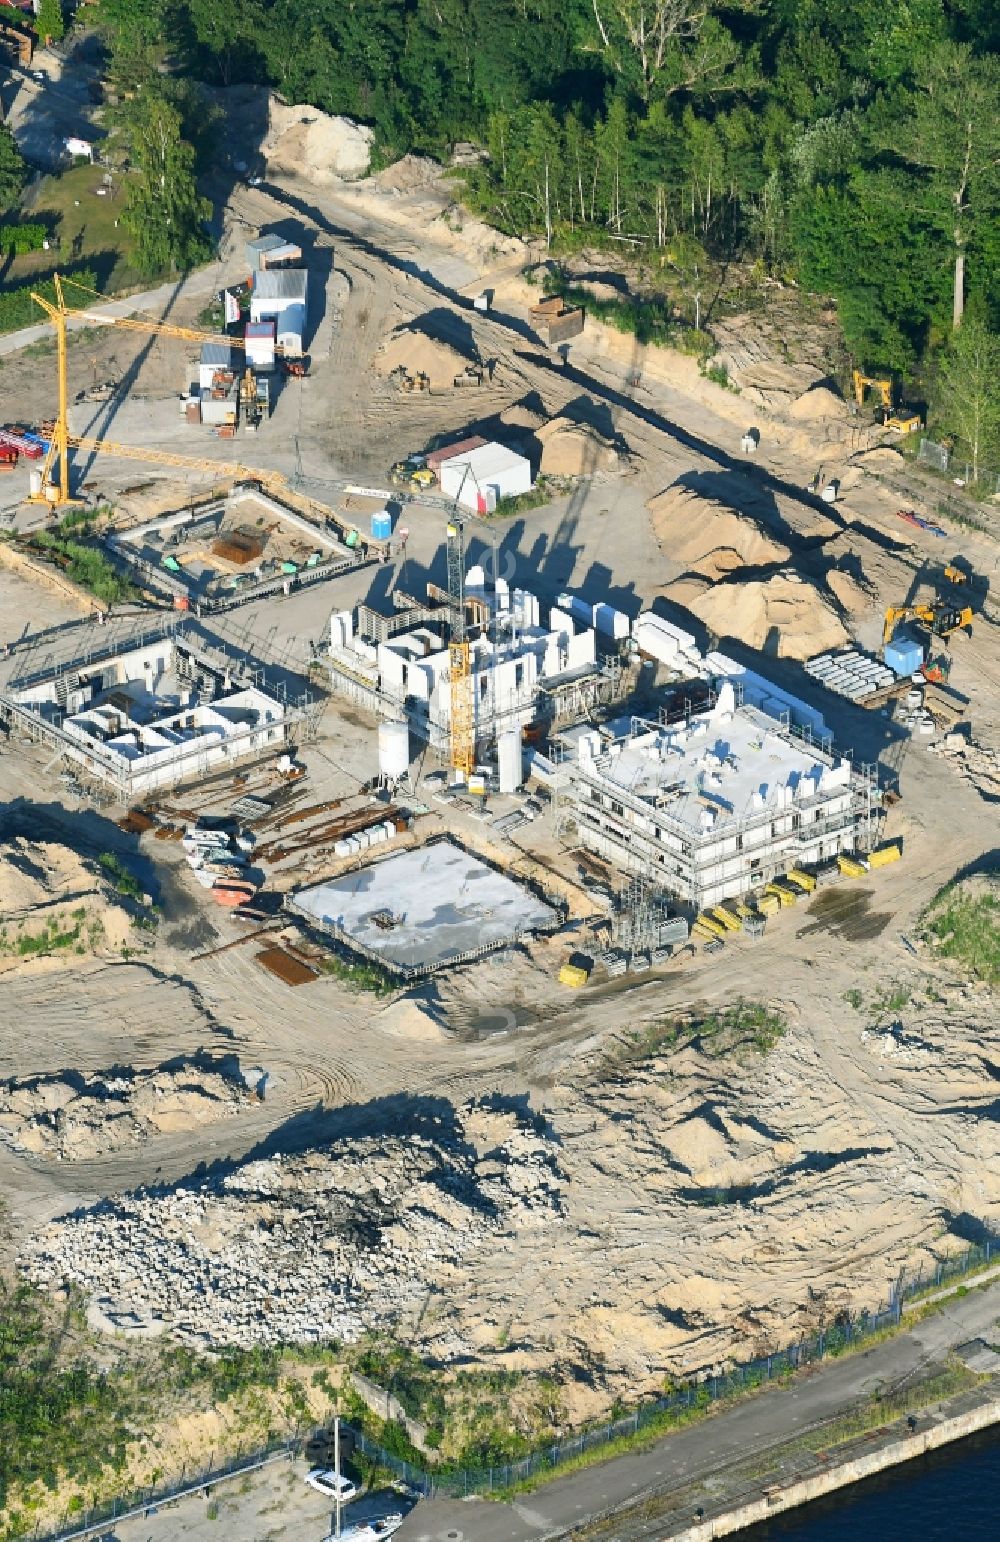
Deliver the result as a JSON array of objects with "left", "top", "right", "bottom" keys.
[{"left": 0, "top": 99, "right": 999, "bottom": 1503}]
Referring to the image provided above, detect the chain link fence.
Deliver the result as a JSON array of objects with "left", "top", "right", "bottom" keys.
[
  {"left": 918, "top": 436, "right": 1000, "bottom": 495},
  {"left": 36, "top": 1236, "right": 1000, "bottom": 1537}
]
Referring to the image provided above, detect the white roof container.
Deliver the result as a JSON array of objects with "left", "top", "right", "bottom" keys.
[
  {"left": 252, "top": 269, "right": 308, "bottom": 305},
  {"left": 438, "top": 441, "right": 532, "bottom": 513}
]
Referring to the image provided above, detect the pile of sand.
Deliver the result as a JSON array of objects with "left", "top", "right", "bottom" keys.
[
  {"left": 0, "top": 1055, "right": 256, "bottom": 1160},
  {"left": 0, "top": 838, "right": 133, "bottom": 972},
  {"left": 851, "top": 445, "right": 905, "bottom": 469},
  {"left": 537, "top": 416, "right": 622, "bottom": 477},
  {"left": 670, "top": 568, "right": 849, "bottom": 658},
  {"left": 827, "top": 566, "right": 874, "bottom": 615},
  {"left": 262, "top": 100, "right": 373, "bottom": 183},
  {"left": 375, "top": 324, "right": 477, "bottom": 391},
  {"left": 501, "top": 402, "right": 546, "bottom": 431},
  {"left": 788, "top": 385, "right": 851, "bottom": 422},
  {"left": 648, "top": 484, "right": 790, "bottom": 577},
  {"left": 373, "top": 154, "right": 440, "bottom": 195}
]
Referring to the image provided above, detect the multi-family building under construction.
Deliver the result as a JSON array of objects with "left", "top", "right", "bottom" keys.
[{"left": 572, "top": 682, "right": 877, "bottom": 909}]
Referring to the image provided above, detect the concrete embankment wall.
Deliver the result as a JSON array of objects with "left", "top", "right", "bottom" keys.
[
  {"left": 0, "top": 538, "right": 103, "bottom": 614},
  {"left": 676, "top": 1390, "right": 1000, "bottom": 1540}
]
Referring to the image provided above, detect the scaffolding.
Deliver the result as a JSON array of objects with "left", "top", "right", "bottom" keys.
[{"left": 2, "top": 615, "right": 323, "bottom": 800}]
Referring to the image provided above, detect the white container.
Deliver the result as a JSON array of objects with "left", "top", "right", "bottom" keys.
[
  {"left": 438, "top": 442, "right": 532, "bottom": 512},
  {"left": 378, "top": 719, "right": 409, "bottom": 778},
  {"left": 28, "top": 468, "right": 42, "bottom": 497},
  {"left": 498, "top": 727, "right": 522, "bottom": 794}
]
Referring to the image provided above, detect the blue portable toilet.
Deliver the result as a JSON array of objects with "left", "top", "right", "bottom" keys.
[
  {"left": 371, "top": 510, "right": 393, "bottom": 541},
  {"left": 884, "top": 635, "right": 924, "bottom": 677}
]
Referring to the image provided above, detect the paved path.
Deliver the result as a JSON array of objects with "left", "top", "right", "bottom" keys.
[
  {"left": 0, "top": 260, "right": 238, "bottom": 358},
  {"left": 398, "top": 1277, "right": 1000, "bottom": 1542}
]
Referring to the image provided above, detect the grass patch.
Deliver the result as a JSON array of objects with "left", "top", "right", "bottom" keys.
[
  {"left": 794, "top": 1357, "right": 979, "bottom": 1455},
  {"left": 0, "top": 1271, "right": 341, "bottom": 1534},
  {"left": 921, "top": 878, "right": 1000, "bottom": 985},
  {"left": 615, "top": 999, "right": 787, "bottom": 1072},
  {"left": 97, "top": 852, "right": 143, "bottom": 903},
  {"left": 491, "top": 478, "right": 561, "bottom": 517},
  {"left": 697, "top": 999, "right": 787, "bottom": 1054},
  {"left": 543, "top": 268, "right": 678, "bottom": 348},
  {"left": 700, "top": 360, "right": 740, "bottom": 393},
  {"left": 349, "top": 1343, "right": 561, "bottom": 1469},
  {"left": 27, "top": 532, "right": 135, "bottom": 608},
  {"left": 13, "top": 164, "right": 150, "bottom": 294},
  {"left": 870, "top": 983, "right": 912, "bottom": 1014},
  {"left": 0, "top": 913, "right": 83, "bottom": 958},
  {"left": 316, "top": 954, "right": 397, "bottom": 997}
]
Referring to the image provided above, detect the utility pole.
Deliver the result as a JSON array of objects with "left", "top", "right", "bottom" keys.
[{"left": 333, "top": 1414, "right": 341, "bottom": 1539}]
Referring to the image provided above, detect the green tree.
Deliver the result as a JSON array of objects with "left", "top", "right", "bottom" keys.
[
  {"left": 119, "top": 92, "right": 212, "bottom": 275},
  {"left": 887, "top": 43, "right": 1000, "bottom": 328},
  {"left": 933, "top": 310, "right": 1000, "bottom": 483},
  {"left": 36, "top": 0, "right": 65, "bottom": 43},
  {"left": 185, "top": 0, "right": 264, "bottom": 85},
  {"left": 0, "top": 123, "right": 26, "bottom": 210}
]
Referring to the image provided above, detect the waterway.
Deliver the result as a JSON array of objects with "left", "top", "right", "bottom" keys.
[{"left": 743, "top": 1422, "right": 1000, "bottom": 1539}]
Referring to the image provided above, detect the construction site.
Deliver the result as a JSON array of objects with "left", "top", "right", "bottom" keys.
[{"left": 2, "top": 88, "right": 1000, "bottom": 1533}]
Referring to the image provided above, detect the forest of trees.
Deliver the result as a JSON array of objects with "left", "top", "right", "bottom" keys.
[{"left": 93, "top": 1, "right": 999, "bottom": 390}]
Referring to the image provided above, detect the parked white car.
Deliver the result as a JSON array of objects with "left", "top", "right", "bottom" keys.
[
  {"left": 335, "top": 1515, "right": 404, "bottom": 1540},
  {"left": 305, "top": 1468, "right": 358, "bottom": 1502}
]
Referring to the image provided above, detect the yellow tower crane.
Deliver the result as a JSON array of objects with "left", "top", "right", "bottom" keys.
[
  {"left": 446, "top": 516, "right": 474, "bottom": 782},
  {"left": 27, "top": 273, "right": 286, "bottom": 509}
]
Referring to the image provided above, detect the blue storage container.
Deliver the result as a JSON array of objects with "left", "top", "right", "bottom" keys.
[
  {"left": 884, "top": 636, "right": 924, "bottom": 677},
  {"left": 371, "top": 511, "right": 393, "bottom": 540}
]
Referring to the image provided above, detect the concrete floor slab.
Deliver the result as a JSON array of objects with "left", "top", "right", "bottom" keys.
[{"left": 291, "top": 837, "right": 558, "bottom": 972}]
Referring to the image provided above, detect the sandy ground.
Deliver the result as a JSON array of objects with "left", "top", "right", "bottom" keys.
[{"left": 0, "top": 99, "right": 999, "bottom": 1529}]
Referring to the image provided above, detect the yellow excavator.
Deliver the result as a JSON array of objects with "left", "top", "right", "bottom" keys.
[
  {"left": 852, "top": 370, "right": 921, "bottom": 434},
  {"left": 883, "top": 601, "right": 972, "bottom": 647}
]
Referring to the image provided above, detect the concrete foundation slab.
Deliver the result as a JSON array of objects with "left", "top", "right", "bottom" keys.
[{"left": 290, "top": 837, "right": 559, "bottom": 974}]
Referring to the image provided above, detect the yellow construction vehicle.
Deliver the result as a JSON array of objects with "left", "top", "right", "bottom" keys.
[
  {"left": 943, "top": 562, "right": 968, "bottom": 586},
  {"left": 853, "top": 370, "right": 893, "bottom": 412},
  {"left": 852, "top": 369, "right": 921, "bottom": 433},
  {"left": 883, "top": 601, "right": 972, "bottom": 647},
  {"left": 390, "top": 458, "right": 434, "bottom": 490}
]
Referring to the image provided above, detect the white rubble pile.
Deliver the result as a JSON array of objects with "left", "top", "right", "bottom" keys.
[
  {"left": 927, "top": 732, "right": 1000, "bottom": 799},
  {"left": 20, "top": 1102, "right": 564, "bottom": 1350}
]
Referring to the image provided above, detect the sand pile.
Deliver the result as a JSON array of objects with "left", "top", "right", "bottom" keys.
[
  {"left": 827, "top": 567, "right": 874, "bottom": 615},
  {"left": 788, "top": 385, "right": 850, "bottom": 422},
  {"left": 648, "top": 484, "right": 790, "bottom": 577},
  {"left": 375, "top": 324, "right": 477, "bottom": 390},
  {"left": 262, "top": 100, "right": 373, "bottom": 183},
  {"left": 851, "top": 445, "right": 905, "bottom": 469},
  {"left": 537, "top": 416, "right": 622, "bottom": 477},
  {"left": 0, "top": 1056, "right": 256, "bottom": 1160},
  {"left": 501, "top": 402, "right": 546, "bottom": 431},
  {"left": 671, "top": 568, "right": 849, "bottom": 658},
  {"left": 0, "top": 838, "right": 133, "bottom": 971},
  {"left": 373, "top": 154, "right": 439, "bottom": 194}
]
